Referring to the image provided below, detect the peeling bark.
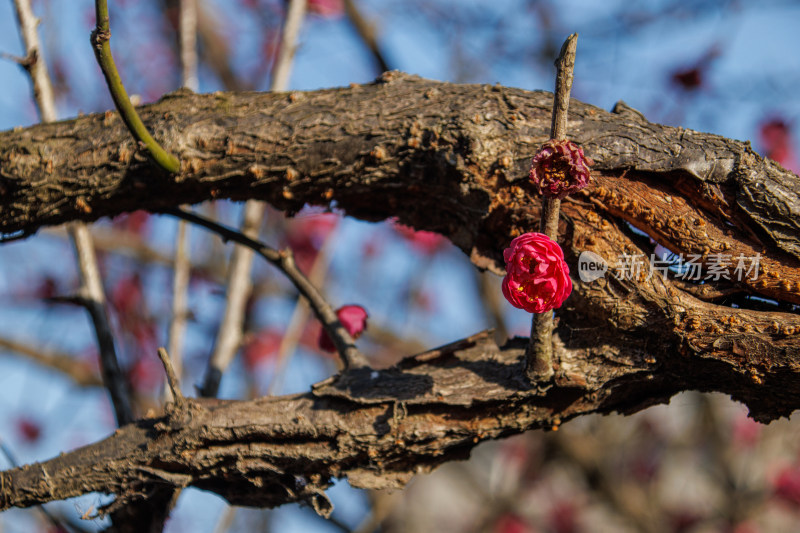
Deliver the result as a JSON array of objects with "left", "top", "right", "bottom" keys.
[{"left": 1, "top": 73, "right": 799, "bottom": 516}]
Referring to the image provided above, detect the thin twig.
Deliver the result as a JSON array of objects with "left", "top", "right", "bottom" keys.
[
  {"left": 11, "top": 0, "right": 55, "bottom": 122},
  {"left": 266, "top": 226, "right": 337, "bottom": 396},
  {"left": 179, "top": 0, "right": 198, "bottom": 92},
  {"left": 526, "top": 33, "right": 578, "bottom": 383},
  {"left": 157, "top": 348, "right": 186, "bottom": 408},
  {"left": 71, "top": 227, "right": 135, "bottom": 424},
  {"left": 165, "top": 0, "right": 199, "bottom": 403},
  {"left": 201, "top": 0, "right": 308, "bottom": 398},
  {"left": 13, "top": 0, "right": 134, "bottom": 425},
  {"left": 0, "top": 336, "right": 102, "bottom": 388},
  {"left": 201, "top": 201, "right": 263, "bottom": 397},
  {"left": 91, "top": 0, "right": 180, "bottom": 173},
  {"left": 164, "top": 207, "right": 369, "bottom": 370},
  {"left": 166, "top": 217, "right": 190, "bottom": 401},
  {"left": 271, "top": 0, "right": 308, "bottom": 91},
  {"left": 549, "top": 34, "right": 578, "bottom": 142},
  {"left": 343, "top": 0, "right": 390, "bottom": 73}
]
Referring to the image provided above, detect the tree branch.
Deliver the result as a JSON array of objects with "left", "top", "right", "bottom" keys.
[
  {"left": 0, "top": 336, "right": 102, "bottom": 388},
  {"left": 528, "top": 32, "right": 578, "bottom": 382},
  {"left": 13, "top": 0, "right": 134, "bottom": 427},
  {"left": 164, "top": 207, "right": 369, "bottom": 370},
  {"left": 1, "top": 74, "right": 799, "bottom": 513}
]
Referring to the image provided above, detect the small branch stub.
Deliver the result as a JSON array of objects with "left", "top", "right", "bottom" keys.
[{"left": 158, "top": 347, "right": 185, "bottom": 408}]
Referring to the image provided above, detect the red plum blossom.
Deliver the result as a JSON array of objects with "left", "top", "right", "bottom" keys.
[
  {"left": 502, "top": 232, "right": 572, "bottom": 313},
  {"left": 318, "top": 304, "right": 369, "bottom": 352}
]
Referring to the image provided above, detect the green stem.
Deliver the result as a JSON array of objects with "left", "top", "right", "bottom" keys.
[{"left": 92, "top": 0, "right": 180, "bottom": 173}]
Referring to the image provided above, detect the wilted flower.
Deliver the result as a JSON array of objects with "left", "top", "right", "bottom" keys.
[
  {"left": 502, "top": 232, "right": 572, "bottom": 313},
  {"left": 318, "top": 304, "right": 368, "bottom": 352},
  {"left": 529, "top": 139, "right": 592, "bottom": 199}
]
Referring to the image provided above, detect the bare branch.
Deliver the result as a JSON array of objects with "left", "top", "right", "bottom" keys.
[
  {"left": 1, "top": 77, "right": 800, "bottom": 518},
  {"left": 11, "top": 0, "right": 56, "bottom": 122},
  {"left": 0, "top": 336, "right": 102, "bottom": 388},
  {"left": 69, "top": 225, "right": 135, "bottom": 425},
  {"left": 528, "top": 33, "right": 578, "bottom": 382},
  {"left": 267, "top": 226, "right": 337, "bottom": 395},
  {"left": 202, "top": 0, "right": 308, "bottom": 398},
  {"left": 3, "top": 318, "right": 797, "bottom": 515},
  {"left": 166, "top": 0, "right": 200, "bottom": 402},
  {"left": 12, "top": 0, "right": 133, "bottom": 426},
  {"left": 343, "top": 0, "right": 391, "bottom": 73},
  {"left": 165, "top": 208, "right": 369, "bottom": 371},
  {"left": 201, "top": 201, "right": 262, "bottom": 398},
  {"left": 1, "top": 76, "right": 799, "bottom": 423}
]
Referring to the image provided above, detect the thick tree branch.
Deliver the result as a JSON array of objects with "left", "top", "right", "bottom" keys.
[{"left": 1, "top": 73, "right": 799, "bottom": 513}]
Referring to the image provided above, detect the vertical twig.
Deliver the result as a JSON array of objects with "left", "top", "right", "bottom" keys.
[
  {"left": 165, "top": 0, "right": 199, "bottom": 402},
  {"left": 13, "top": 0, "right": 134, "bottom": 425},
  {"left": 200, "top": 0, "right": 308, "bottom": 398},
  {"left": 178, "top": 0, "right": 198, "bottom": 92},
  {"left": 271, "top": 0, "right": 308, "bottom": 91},
  {"left": 526, "top": 33, "right": 578, "bottom": 383},
  {"left": 166, "top": 217, "right": 190, "bottom": 401},
  {"left": 200, "top": 202, "right": 262, "bottom": 397},
  {"left": 11, "top": 0, "right": 56, "bottom": 122},
  {"left": 71, "top": 228, "right": 135, "bottom": 424}
]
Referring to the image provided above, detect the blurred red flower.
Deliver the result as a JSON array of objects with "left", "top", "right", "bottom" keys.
[
  {"left": 318, "top": 304, "right": 368, "bottom": 352},
  {"left": 308, "top": 0, "right": 343, "bottom": 17},
  {"left": 773, "top": 464, "right": 800, "bottom": 509},
  {"left": 759, "top": 118, "right": 799, "bottom": 173},
  {"left": 287, "top": 213, "right": 338, "bottom": 272},
  {"left": 393, "top": 222, "right": 446, "bottom": 255},
  {"left": 16, "top": 417, "right": 42, "bottom": 444},
  {"left": 243, "top": 329, "right": 282, "bottom": 369}
]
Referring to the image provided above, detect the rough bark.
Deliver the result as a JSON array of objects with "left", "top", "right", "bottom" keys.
[{"left": 1, "top": 72, "right": 799, "bottom": 516}]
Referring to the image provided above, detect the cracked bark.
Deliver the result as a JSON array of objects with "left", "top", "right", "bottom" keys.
[{"left": 1, "top": 73, "right": 799, "bottom": 517}]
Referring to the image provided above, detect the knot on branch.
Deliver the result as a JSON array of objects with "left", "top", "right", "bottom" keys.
[{"left": 90, "top": 29, "right": 111, "bottom": 47}]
